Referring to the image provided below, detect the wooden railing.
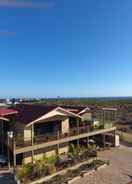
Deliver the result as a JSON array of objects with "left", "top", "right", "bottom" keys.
[
  {"left": 15, "top": 124, "right": 113, "bottom": 149},
  {"left": 15, "top": 126, "right": 90, "bottom": 148}
]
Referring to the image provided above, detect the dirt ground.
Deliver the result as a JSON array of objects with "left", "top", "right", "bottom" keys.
[{"left": 75, "top": 144, "right": 132, "bottom": 184}]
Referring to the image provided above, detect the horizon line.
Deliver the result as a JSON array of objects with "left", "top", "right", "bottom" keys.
[{"left": 1, "top": 96, "right": 132, "bottom": 99}]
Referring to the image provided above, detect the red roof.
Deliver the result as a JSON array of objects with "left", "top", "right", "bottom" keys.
[
  {"left": 14, "top": 104, "right": 58, "bottom": 125},
  {"left": 0, "top": 108, "right": 18, "bottom": 116}
]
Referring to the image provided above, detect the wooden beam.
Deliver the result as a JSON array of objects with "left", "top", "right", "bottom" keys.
[
  {"left": 57, "top": 131, "right": 60, "bottom": 155},
  {"left": 31, "top": 124, "right": 34, "bottom": 163},
  {"left": 87, "top": 136, "right": 89, "bottom": 148},
  {"left": 103, "top": 134, "right": 105, "bottom": 147},
  {"left": 15, "top": 127, "right": 116, "bottom": 154},
  {"left": 77, "top": 118, "right": 80, "bottom": 135}
]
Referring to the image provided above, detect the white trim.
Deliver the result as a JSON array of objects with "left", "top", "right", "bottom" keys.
[
  {"left": 0, "top": 111, "right": 18, "bottom": 116},
  {"left": 78, "top": 107, "right": 90, "bottom": 115},
  {"left": 56, "top": 107, "right": 81, "bottom": 118},
  {"left": 0, "top": 117, "right": 9, "bottom": 122},
  {"left": 26, "top": 107, "right": 81, "bottom": 127},
  {"left": 102, "top": 108, "right": 117, "bottom": 111}
]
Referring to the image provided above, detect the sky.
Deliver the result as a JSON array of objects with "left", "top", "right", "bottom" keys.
[{"left": 0, "top": 0, "right": 132, "bottom": 98}]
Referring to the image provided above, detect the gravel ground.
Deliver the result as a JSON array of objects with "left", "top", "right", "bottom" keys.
[{"left": 75, "top": 145, "right": 132, "bottom": 184}]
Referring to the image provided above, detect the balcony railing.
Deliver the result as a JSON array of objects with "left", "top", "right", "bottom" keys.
[{"left": 15, "top": 124, "right": 113, "bottom": 149}]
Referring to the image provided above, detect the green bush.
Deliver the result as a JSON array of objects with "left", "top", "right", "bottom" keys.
[
  {"left": 46, "top": 155, "right": 57, "bottom": 165},
  {"left": 16, "top": 163, "right": 33, "bottom": 181},
  {"left": 35, "top": 159, "right": 47, "bottom": 177},
  {"left": 68, "top": 144, "right": 78, "bottom": 159},
  {"left": 79, "top": 146, "right": 87, "bottom": 155}
]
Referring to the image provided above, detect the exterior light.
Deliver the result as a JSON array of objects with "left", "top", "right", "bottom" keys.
[{"left": 7, "top": 131, "right": 14, "bottom": 139}]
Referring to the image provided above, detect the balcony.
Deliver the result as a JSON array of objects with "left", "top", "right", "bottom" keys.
[
  {"left": 14, "top": 123, "right": 115, "bottom": 152},
  {"left": 15, "top": 125, "right": 90, "bottom": 148}
]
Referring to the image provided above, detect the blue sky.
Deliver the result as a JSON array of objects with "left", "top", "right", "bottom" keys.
[{"left": 0, "top": 0, "right": 132, "bottom": 98}]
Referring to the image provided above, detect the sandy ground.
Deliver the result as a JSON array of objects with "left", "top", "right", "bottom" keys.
[{"left": 75, "top": 145, "right": 132, "bottom": 184}]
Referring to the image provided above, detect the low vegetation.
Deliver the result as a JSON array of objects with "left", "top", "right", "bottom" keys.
[
  {"left": 16, "top": 144, "right": 98, "bottom": 183},
  {"left": 42, "top": 159, "right": 108, "bottom": 184}
]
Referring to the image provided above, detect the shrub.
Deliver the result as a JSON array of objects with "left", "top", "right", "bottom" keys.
[
  {"left": 34, "top": 159, "right": 47, "bottom": 177},
  {"left": 68, "top": 144, "right": 78, "bottom": 159},
  {"left": 47, "top": 164, "right": 56, "bottom": 175},
  {"left": 33, "top": 154, "right": 58, "bottom": 178},
  {"left": 46, "top": 155, "right": 57, "bottom": 165},
  {"left": 16, "top": 163, "right": 33, "bottom": 181}
]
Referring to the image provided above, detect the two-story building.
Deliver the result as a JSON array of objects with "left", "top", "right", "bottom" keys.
[{"left": 0, "top": 104, "right": 117, "bottom": 168}]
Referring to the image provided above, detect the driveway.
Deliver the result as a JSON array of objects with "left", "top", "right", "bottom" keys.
[{"left": 75, "top": 145, "right": 132, "bottom": 184}]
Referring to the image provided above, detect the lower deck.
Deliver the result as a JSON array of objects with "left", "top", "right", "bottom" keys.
[
  {"left": 0, "top": 126, "right": 117, "bottom": 167},
  {"left": 15, "top": 128, "right": 117, "bottom": 165}
]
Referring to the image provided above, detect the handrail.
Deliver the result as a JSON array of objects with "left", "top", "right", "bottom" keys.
[{"left": 15, "top": 125, "right": 113, "bottom": 149}]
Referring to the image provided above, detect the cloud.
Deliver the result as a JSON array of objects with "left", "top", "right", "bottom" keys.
[{"left": 0, "top": 0, "right": 53, "bottom": 9}]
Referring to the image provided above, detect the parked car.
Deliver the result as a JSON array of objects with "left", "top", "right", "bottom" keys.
[{"left": 0, "top": 155, "right": 7, "bottom": 166}]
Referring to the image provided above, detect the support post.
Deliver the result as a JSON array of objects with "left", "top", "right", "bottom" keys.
[
  {"left": 7, "top": 135, "right": 11, "bottom": 170},
  {"left": 57, "top": 131, "right": 60, "bottom": 155},
  {"left": 77, "top": 118, "right": 80, "bottom": 135},
  {"left": 31, "top": 124, "right": 34, "bottom": 145},
  {"left": 31, "top": 124, "right": 34, "bottom": 163},
  {"left": 103, "top": 134, "right": 105, "bottom": 148},
  {"left": 7, "top": 132, "right": 14, "bottom": 171},
  {"left": 57, "top": 144, "right": 59, "bottom": 155},
  {"left": 114, "top": 130, "right": 116, "bottom": 147},
  {"left": 77, "top": 139, "right": 80, "bottom": 153},
  {"left": 13, "top": 137, "right": 16, "bottom": 170},
  {"left": 87, "top": 136, "right": 89, "bottom": 148}
]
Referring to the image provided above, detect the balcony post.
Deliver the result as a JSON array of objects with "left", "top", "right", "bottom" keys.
[
  {"left": 77, "top": 139, "right": 80, "bottom": 153},
  {"left": 77, "top": 118, "right": 80, "bottom": 135},
  {"left": 113, "top": 129, "right": 116, "bottom": 147},
  {"left": 31, "top": 124, "right": 34, "bottom": 145},
  {"left": 57, "top": 131, "right": 60, "bottom": 155},
  {"left": 13, "top": 137, "right": 16, "bottom": 169},
  {"left": 57, "top": 131, "right": 60, "bottom": 140},
  {"left": 103, "top": 134, "right": 105, "bottom": 148},
  {"left": 31, "top": 124, "right": 34, "bottom": 163},
  {"left": 87, "top": 136, "right": 89, "bottom": 148}
]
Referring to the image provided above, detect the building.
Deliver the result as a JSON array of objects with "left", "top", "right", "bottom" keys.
[
  {"left": 0, "top": 108, "right": 18, "bottom": 155},
  {"left": 0, "top": 104, "right": 117, "bottom": 168}
]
